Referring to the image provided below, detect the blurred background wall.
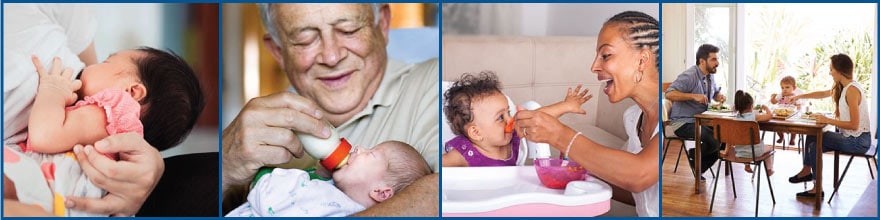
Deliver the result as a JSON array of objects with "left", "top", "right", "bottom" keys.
[{"left": 442, "top": 3, "right": 659, "bottom": 37}]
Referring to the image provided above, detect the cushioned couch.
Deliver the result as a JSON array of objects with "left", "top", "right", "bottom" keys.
[{"left": 442, "top": 35, "right": 635, "bottom": 157}]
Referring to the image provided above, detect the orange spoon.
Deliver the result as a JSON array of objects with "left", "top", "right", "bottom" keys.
[{"left": 504, "top": 119, "right": 515, "bottom": 133}]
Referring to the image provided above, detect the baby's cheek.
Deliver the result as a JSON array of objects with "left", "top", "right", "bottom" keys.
[{"left": 503, "top": 133, "right": 514, "bottom": 144}]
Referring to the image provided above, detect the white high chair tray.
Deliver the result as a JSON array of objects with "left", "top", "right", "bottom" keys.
[{"left": 442, "top": 166, "right": 611, "bottom": 217}]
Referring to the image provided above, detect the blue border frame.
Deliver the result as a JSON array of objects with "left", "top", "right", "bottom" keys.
[{"left": 2, "top": 1, "right": 879, "bottom": 218}]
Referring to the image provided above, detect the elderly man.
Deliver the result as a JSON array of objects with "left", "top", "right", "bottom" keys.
[
  {"left": 664, "top": 44, "right": 724, "bottom": 179},
  {"left": 221, "top": 3, "right": 439, "bottom": 216}
]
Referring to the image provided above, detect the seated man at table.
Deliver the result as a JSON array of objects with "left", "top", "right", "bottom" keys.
[{"left": 664, "top": 44, "right": 724, "bottom": 179}]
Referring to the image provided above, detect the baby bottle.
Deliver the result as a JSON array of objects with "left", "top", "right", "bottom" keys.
[{"left": 296, "top": 120, "right": 352, "bottom": 170}]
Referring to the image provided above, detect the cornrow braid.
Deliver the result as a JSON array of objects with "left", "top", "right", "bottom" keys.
[{"left": 606, "top": 11, "right": 660, "bottom": 69}]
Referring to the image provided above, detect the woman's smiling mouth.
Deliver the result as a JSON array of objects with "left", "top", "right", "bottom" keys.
[{"left": 599, "top": 78, "right": 613, "bottom": 94}]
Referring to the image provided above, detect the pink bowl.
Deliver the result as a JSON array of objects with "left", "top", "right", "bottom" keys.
[{"left": 534, "top": 158, "right": 589, "bottom": 189}]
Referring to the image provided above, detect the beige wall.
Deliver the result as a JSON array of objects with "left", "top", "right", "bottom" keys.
[{"left": 661, "top": 4, "right": 688, "bottom": 83}]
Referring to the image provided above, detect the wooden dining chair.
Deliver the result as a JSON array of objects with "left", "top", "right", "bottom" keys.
[
  {"left": 662, "top": 99, "right": 691, "bottom": 170},
  {"left": 828, "top": 127, "right": 879, "bottom": 203},
  {"left": 661, "top": 99, "right": 715, "bottom": 179},
  {"left": 708, "top": 118, "right": 776, "bottom": 217}
]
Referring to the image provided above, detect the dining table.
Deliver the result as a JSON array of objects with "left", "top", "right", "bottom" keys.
[{"left": 692, "top": 110, "right": 829, "bottom": 209}]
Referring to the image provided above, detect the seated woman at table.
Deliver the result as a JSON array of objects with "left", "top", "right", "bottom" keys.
[
  {"left": 788, "top": 54, "right": 871, "bottom": 198},
  {"left": 732, "top": 90, "right": 774, "bottom": 176}
]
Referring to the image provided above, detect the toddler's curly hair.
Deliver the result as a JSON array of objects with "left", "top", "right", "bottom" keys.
[{"left": 444, "top": 71, "right": 503, "bottom": 136}]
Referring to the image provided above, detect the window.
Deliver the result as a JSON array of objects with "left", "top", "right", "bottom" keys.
[
  {"left": 695, "top": 5, "right": 734, "bottom": 100},
  {"left": 743, "top": 4, "right": 875, "bottom": 112}
]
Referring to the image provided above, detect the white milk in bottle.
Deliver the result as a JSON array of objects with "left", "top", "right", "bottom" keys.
[{"left": 297, "top": 120, "right": 352, "bottom": 170}]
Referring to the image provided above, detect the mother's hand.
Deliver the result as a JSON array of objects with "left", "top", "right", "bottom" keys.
[
  {"left": 813, "top": 114, "right": 832, "bottom": 124},
  {"left": 66, "top": 133, "right": 163, "bottom": 217},
  {"left": 514, "top": 110, "right": 575, "bottom": 147}
]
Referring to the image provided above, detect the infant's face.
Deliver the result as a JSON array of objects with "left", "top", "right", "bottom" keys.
[
  {"left": 469, "top": 92, "right": 514, "bottom": 146},
  {"left": 780, "top": 83, "right": 795, "bottom": 96},
  {"left": 78, "top": 50, "right": 143, "bottom": 98},
  {"left": 333, "top": 145, "right": 389, "bottom": 187}
]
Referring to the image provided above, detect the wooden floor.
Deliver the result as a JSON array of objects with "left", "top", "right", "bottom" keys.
[{"left": 661, "top": 136, "right": 878, "bottom": 217}]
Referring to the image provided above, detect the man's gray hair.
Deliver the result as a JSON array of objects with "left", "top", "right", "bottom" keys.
[{"left": 258, "top": 3, "right": 382, "bottom": 46}]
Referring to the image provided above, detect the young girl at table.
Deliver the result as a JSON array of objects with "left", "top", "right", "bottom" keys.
[
  {"left": 441, "top": 71, "right": 591, "bottom": 167},
  {"left": 733, "top": 90, "right": 775, "bottom": 175}
]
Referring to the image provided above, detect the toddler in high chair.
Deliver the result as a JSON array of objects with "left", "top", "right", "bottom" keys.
[
  {"left": 441, "top": 71, "right": 591, "bottom": 167},
  {"left": 770, "top": 76, "right": 802, "bottom": 145},
  {"left": 3, "top": 47, "right": 205, "bottom": 216}
]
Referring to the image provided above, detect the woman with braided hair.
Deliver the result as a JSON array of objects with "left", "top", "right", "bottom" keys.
[{"left": 513, "top": 11, "right": 660, "bottom": 216}]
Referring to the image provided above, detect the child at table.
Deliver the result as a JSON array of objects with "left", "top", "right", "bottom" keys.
[
  {"left": 734, "top": 90, "right": 775, "bottom": 175},
  {"left": 441, "top": 71, "right": 591, "bottom": 167},
  {"left": 770, "top": 76, "right": 802, "bottom": 145}
]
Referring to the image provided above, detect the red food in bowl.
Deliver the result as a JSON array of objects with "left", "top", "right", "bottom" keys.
[{"left": 534, "top": 158, "right": 588, "bottom": 189}]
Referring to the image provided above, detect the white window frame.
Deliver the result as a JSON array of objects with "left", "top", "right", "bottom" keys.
[
  {"left": 687, "top": 3, "right": 737, "bottom": 99},
  {"left": 684, "top": 3, "right": 878, "bottom": 134}
]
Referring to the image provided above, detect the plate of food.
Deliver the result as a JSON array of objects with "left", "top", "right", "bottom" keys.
[
  {"left": 773, "top": 108, "right": 797, "bottom": 119},
  {"left": 708, "top": 103, "right": 732, "bottom": 112},
  {"left": 800, "top": 113, "right": 816, "bottom": 120},
  {"left": 800, "top": 111, "right": 830, "bottom": 120}
]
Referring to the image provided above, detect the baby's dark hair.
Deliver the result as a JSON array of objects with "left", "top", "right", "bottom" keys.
[
  {"left": 734, "top": 90, "right": 753, "bottom": 116},
  {"left": 444, "top": 71, "right": 503, "bottom": 137},
  {"left": 382, "top": 141, "right": 431, "bottom": 194},
  {"left": 134, "top": 47, "right": 205, "bottom": 151}
]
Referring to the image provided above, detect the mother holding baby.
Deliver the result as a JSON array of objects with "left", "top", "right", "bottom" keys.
[
  {"left": 4, "top": 4, "right": 163, "bottom": 216},
  {"left": 514, "top": 11, "right": 660, "bottom": 217}
]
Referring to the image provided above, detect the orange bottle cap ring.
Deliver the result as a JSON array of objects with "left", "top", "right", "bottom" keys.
[{"left": 321, "top": 138, "right": 352, "bottom": 170}]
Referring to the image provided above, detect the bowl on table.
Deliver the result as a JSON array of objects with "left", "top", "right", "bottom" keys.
[{"left": 534, "top": 158, "right": 589, "bottom": 189}]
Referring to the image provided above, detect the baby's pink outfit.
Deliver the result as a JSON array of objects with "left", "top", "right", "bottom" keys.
[
  {"left": 23, "top": 89, "right": 143, "bottom": 158},
  {"left": 67, "top": 89, "right": 144, "bottom": 137},
  {"left": 777, "top": 90, "right": 803, "bottom": 106},
  {"left": 5, "top": 89, "right": 143, "bottom": 216}
]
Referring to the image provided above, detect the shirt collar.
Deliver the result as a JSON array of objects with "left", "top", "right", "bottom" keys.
[{"left": 694, "top": 65, "right": 707, "bottom": 80}]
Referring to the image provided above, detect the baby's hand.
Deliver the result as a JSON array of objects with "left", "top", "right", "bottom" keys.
[
  {"left": 761, "top": 105, "right": 771, "bottom": 113},
  {"left": 32, "top": 56, "right": 81, "bottom": 105},
  {"left": 561, "top": 85, "right": 592, "bottom": 115}
]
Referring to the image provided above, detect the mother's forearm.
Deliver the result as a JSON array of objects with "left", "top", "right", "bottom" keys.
[
  {"left": 799, "top": 90, "right": 832, "bottom": 99},
  {"left": 567, "top": 136, "right": 659, "bottom": 193}
]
